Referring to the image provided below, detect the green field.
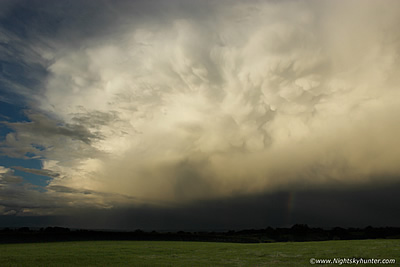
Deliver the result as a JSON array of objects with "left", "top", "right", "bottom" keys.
[{"left": 0, "top": 239, "right": 399, "bottom": 266}]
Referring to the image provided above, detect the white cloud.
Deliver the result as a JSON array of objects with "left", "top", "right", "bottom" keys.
[{"left": 2, "top": 0, "right": 400, "bottom": 212}]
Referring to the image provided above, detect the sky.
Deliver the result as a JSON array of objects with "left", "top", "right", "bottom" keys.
[{"left": 1, "top": 0, "right": 400, "bottom": 230}]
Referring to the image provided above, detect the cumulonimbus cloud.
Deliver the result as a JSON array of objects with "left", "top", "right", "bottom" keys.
[{"left": 2, "top": 0, "right": 400, "bottom": 212}]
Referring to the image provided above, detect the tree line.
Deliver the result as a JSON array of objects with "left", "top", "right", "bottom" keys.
[{"left": 1, "top": 225, "right": 400, "bottom": 244}]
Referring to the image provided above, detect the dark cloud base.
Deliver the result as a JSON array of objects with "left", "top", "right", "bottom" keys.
[{"left": 2, "top": 181, "right": 400, "bottom": 231}]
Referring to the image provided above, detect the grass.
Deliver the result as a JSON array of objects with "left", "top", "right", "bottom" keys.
[{"left": 0, "top": 239, "right": 399, "bottom": 266}]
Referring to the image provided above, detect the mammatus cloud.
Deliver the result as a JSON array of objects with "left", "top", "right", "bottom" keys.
[{"left": 1, "top": 0, "right": 400, "bottom": 215}]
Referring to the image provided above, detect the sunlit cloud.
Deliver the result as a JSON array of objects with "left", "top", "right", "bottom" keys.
[{"left": 1, "top": 0, "right": 400, "bottom": 216}]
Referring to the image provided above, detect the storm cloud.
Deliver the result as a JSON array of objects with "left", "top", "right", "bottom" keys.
[{"left": 1, "top": 0, "right": 400, "bottom": 228}]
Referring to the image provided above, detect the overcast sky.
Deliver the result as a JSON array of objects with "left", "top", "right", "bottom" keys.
[{"left": 1, "top": 0, "right": 400, "bottom": 230}]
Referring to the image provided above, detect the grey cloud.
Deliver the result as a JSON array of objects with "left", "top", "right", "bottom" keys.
[
  {"left": 48, "top": 185, "right": 90, "bottom": 194},
  {"left": 0, "top": 175, "right": 23, "bottom": 184},
  {"left": 11, "top": 166, "right": 60, "bottom": 178},
  {"left": 0, "top": 166, "right": 23, "bottom": 184},
  {"left": 0, "top": 23, "right": 49, "bottom": 105},
  {"left": 0, "top": 180, "right": 63, "bottom": 216},
  {"left": 0, "top": 111, "right": 102, "bottom": 160},
  {"left": 3, "top": 180, "right": 400, "bottom": 230},
  {"left": 71, "top": 109, "right": 120, "bottom": 129},
  {"left": 0, "top": 182, "right": 121, "bottom": 216},
  {"left": 0, "top": 176, "right": 166, "bottom": 217},
  {"left": 46, "top": 185, "right": 163, "bottom": 207},
  {"left": 18, "top": 112, "right": 100, "bottom": 144}
]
